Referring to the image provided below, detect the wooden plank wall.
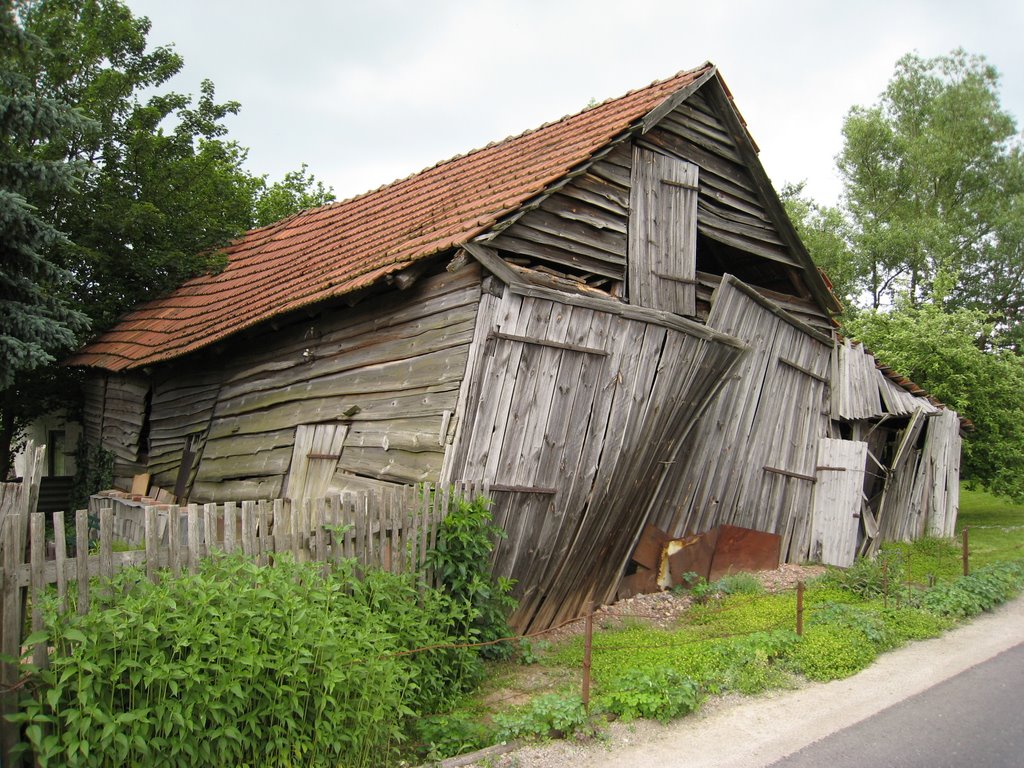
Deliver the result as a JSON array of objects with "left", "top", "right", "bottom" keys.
[
  {"left": 488, "top": 88, "right": 830, "bottom": 329},
  {"left": 629, "top": 145, "right": 699, "bottom": 316},
  {"left": 123, "top": 266, "right": 482, "bottom": 502},
  {"left": 831, "top": 338, "right": 938, "bottom": 420},
  {"left": 649, "top": 276, "right": 832, "bottom": 563},
  {"left": 81, "top": 373, "right": 149, "bottom": 487},
  {"left": 445, "top": 287, "right": 744, "bottom": 631},
  {"left": 489, "top": 144, "right": 631, "bottom": 291},
  {"left": 639, "top": 90, "right": 804, "bottom": 275}
]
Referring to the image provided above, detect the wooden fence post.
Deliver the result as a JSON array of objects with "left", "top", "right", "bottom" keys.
[
  {"left": 962, "top": 527, "right": 970, "bottom": 577},
  {"left": 582, "top": 601, "right": 594, "bottom": 713},
  {"left": 796, "top": 581, "right": 805, "bottom": 636}
]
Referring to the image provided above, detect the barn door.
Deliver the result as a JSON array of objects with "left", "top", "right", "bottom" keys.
[
  {"left": 284, "top": 423, "right": 349, "bottom": 501},
  {"left": 629, "top": 145, "right": 699, "bottom": 316},
  {"left": 810, "top": 438, "right": 867, "bottom": 567}
]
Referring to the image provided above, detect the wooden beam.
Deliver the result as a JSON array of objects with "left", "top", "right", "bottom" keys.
[
  {"left": 639, "top": 65, "right": 718, "bottom": 134},
  {"left": 489, "top": 332, "right": 609, "bottom": 357}
]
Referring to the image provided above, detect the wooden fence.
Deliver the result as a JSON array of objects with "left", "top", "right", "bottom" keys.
[{"left": 0, "top": 448, "right": 486, "bottom": 763}]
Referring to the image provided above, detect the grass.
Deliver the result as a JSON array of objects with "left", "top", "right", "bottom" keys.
[{"left": 957, "top": 485, "right": 1024, "bottom": 567}]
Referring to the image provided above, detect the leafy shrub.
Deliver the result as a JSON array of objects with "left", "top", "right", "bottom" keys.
[
  {"left": 414, "top": 709, "right": 493, "bottom": 761},
  {"left": 920, "top": 561, "right": 1024, "bottom": 618},
  {"left": 686, "top": 592, "right": 796, "bottom": 636},
  {"left": 878, "top": 606, "right": 952, "bottom": 642},
  {"left": 715, "top": 572, "right": 764, "bottom": 596},
  {"left": 428, "top": 495, "right": 517, "bottom": 660},
  {"left": 822, "top": 551, "right": 906, "bottom": 599},
  {"left": 883, "top": 537, "right": 962, "bottom": 585},
  {"left": 786, "top": 625, "right": 877, "bottom": 681},
  {"left": 493, "top": 693, "right": 589, "bottom": 741},
  {"left": 598, "top": 667, "right": 701, "bottom": 722},
  {"left": 810, "top": 602, "right": 896, "bottom": 650},
  {"left": 14, "top": 554, "right": 481, "bottom": 768},
  {"left": 721, "top": 631, "right": 799, "bottom": 694}
]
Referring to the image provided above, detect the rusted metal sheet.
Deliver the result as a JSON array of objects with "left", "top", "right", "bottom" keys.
[
  {"left": 707, "top": 524, "right": 782, "bottom": 580},
  {"left": 667, "top": 529, "right": 718, "bottom": 584}
]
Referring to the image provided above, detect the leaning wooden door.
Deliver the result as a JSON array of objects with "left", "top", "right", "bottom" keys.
[
  {"left": 629, "top": 146, "right": 699, "bottom": 316},
  {"left": 810, "top": 438, "right": 867, "bottom": 567},
  {"left": 283, "top": 423, "right": 349, "bottom": 501}
]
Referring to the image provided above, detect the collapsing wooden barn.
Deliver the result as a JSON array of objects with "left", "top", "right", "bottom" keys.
[{"left": 69, "top": 63, "right": 962, "bottom": 631}]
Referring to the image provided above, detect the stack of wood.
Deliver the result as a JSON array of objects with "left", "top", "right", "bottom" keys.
[{"left": 618, "top": 523, "right": 783, "bottom": 599}]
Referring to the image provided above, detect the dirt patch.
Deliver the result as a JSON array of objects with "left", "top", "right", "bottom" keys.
[{"left": 535, "top": 563, "right": 826, "bottom": 643}]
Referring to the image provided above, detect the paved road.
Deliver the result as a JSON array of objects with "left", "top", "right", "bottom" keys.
[{"left": 768, "top": 642, "right": 1024, "bottom": 768}]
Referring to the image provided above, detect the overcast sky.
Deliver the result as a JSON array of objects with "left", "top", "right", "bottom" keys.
[{"left": 124, "top": 0, "right": 1023, "bottom": 208}]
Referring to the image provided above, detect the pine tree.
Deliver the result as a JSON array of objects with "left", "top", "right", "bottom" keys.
[{"left": 0, "top": 7, "right": 90, "bottom": 475}]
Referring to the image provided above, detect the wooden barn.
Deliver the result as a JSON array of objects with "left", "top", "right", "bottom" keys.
[{"left": 69, "top": 63, "right": 962, "bottom": 631}]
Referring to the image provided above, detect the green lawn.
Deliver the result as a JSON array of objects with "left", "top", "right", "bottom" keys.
[{"left": 957, "top": 484, "right": 1024, "bottom": 568}]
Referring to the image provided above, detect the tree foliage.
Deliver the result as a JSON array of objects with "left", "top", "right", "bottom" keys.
[
  {"left": 781, "top": 182, "right": 857, "bottom": 307},
  {"left": 253, "top": 163, "right": 335, "bottom": 228},
  {"left": 791, "top": 48, "right": 1024, "bottom": 499},
  {"left": 836, "top": 49, "right": 1024, "bottom": 335},
  {"left": 1, "top": 0, "right": 334, "bottom": 478},
  {"left": 1, "top": 5, "right": 92, "bottom": 476},
  {"left": 846, "top": 297, "right": 1024, "bottom": 501}
]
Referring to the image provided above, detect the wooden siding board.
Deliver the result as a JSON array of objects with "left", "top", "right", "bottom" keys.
[{"left": 810, "top": 438, "right": 868, "bottom": 567}]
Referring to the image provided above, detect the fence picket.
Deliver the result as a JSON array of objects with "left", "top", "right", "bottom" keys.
[
  {"left": 187, "top": 504, "right": 201, "bottom": 575},
  {"left": 168, "top": 505, "right": 182, "bottom": 577},
  {"left": 241, "top": 501, "right": 255, "bottom": 557},
  {"left": 75, "top": 509, "right": 89, "bottom": 615},
  {"left": 30, "top": 513, "right": 46, "bottom": 669},
  {"left": 204, "top": 503, "right": 218, "bottom": 554},
  {"left": 99, "top": 507, "right": 114, "bottom": 591},
  {"left": 53, "top": 512, "right": 68, "bottom": 613},
  {"left": 145, "top": 507, "right": 159, "bottom": 582},
  {"left": 224, "top": 502, "right": 237, "bottom": 553}
]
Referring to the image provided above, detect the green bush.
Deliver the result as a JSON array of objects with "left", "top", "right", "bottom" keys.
[
  {"left": 14, "top": 554, "right": 481, "bottom": 768},
  {"left": 493, "top": 693, "right": 589, "bottom": 741},
  {"left": 920, "top": 561, "right": 1024, "bottom": 618},
  {"left": 715, "top": 572, "right": 764, "bottom": 596},
  {"left": 598, "top": 667, "right": 700, "bottom": 722},
  {"left": 428, "top": 495, "right": 517, "bottom": 660}
]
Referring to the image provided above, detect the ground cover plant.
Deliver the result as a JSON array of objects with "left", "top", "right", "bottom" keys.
[{"left": 486, "top": 486, "right": 1024, "bottom": 748}]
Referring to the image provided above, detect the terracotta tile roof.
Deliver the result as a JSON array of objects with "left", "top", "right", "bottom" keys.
[{"left": 69, "top": 63, "right": 715, "bottom": 371}]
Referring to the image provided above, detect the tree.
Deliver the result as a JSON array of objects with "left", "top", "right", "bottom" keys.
[
  {"left": 836, "top": 50, "right": 1024, "bottom": 333},
  {"left": 253, "top": 163, "right": 335, "bottom": 228},
  {"left": 781, "top": 182, "right": 858, "bottom": 307},
  {"left": 845, "top": 296, "right": 1024, "bottom": 501},
  {"left": 790, "top": 49, "right": 1024, "bottom": 500},
  {"left": 15, "top": 0, "right": 263, "bottom": 329},
  {"left": 1, "top": 0, "right": 334, "bottom": 478},
  {"left": 0, "top": 6, "right": 90, "bottom": 477}
]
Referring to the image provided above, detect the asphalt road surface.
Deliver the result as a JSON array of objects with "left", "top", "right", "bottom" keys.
[
  {"left": 767, "top": 642, "right": 1024, "bottom": 768},
  {"left": 482, "top": 594, "right": 1024, "bottom": 768}
]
